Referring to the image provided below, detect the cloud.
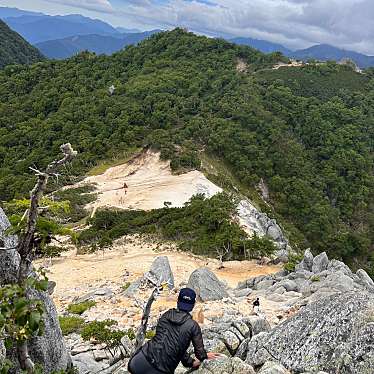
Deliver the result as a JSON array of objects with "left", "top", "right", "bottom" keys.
[
  {"left": 48, "top": 0, "right": 114, "bottom": 14},
  {"left": 111, "top": 0, "right": 374, "bottom": 54}
]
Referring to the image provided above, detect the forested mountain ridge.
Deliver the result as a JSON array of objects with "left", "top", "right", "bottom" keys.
[
  {"left": 0, "top": 19, "right": 44, "bottom": 68},
  {"left": 0, "top": 29, "right": 372, "bottom": 274},
  {"left": 35, "top": 30, "right": 161, "bottom": 59}
]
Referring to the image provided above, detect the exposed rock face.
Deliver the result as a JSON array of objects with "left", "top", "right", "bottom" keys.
[
  {"left": 236, "top": 200, "right": 290, "bottom": 259},
  {"left": 0, "top": 208, "right": 71, "bottom": 372},
  {"left": 146, "top": 256, "right": 175, "bottom": 289},
  {"left": 356, "top": 269, "right": 374, "bottom": 292},
  {"left": 244, "top": 292, "right": 374, "bottom": 373},
  {"left": 295, "top": 248, "right": 313, "bottom": 272},
  {"left": 311, "top": 252, "right": 329, "bottom": 273},
  {"left": 0, "top": 208, "right": 19, "bottom": 284},
  {"left": 187, "top": 267, "right": 228, "bottom": 301}
]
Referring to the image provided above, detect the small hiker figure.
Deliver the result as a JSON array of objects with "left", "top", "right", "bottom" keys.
[
  {"left": 253, "top": 297, "right": 260, "bottom": 314},
  {"left": 123, "top": 182, "right": 128, "bottom": 195}
]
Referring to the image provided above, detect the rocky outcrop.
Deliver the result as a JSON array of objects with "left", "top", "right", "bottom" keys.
[
  {"left": 123, "top": 256, "right": 175, "bottom": 298},
  {"left": 237, "top": 200, "right": 289, "bottom": 255},
  {"left": 244, "top": 292, "right": 374, "bottom": 373},
  {"left": 0, "top": 208, "right": 71, "bottom": 372},
  {"left": 238, "top": 249, "right": 374, "bottom": 305},
  {"left": 187, "top": 268, "right": 228, "bottom": 301},
  {"left": 146, "top": 256, "right": 175, "bottom": 289}
]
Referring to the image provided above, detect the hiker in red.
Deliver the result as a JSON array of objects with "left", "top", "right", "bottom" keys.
[{"left": 128, "top": 288, "right": 219, "bottom": 374}]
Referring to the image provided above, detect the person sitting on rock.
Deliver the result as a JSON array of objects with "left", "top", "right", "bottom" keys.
[{"left": 128, "top": 288, "right": 219, "bottom": 374}]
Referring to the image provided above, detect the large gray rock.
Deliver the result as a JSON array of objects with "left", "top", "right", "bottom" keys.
[
  {"left": 0, "top": 208, "right": 71, "bottom": 372},
  {"left": 295, "top": 249, "right": 313, "bottom": 272},
  {"left": 192, "top": 356, "right": 255, "bottom": 374},
  {"left": 245, "top": 316, "right": 271, "bottom": 336},
  {"left": 312, "top": 252, "right": 329, "bottom": 273},
  {"left": 258, "top": 361, "right": 290, "bottom": 374},
  {"left": 187, "top": 268, "right": 228, "bottom": 301},
  {"left": 356, "top": 269, "right": 374, "bottom": 291},
  {"left": 231, "top": 357, "right": 256, "bottom": 374},
  {"left": 255, "top": 279, "right": 274, "bottom": 290},
  {"left": 245, "top": 292, "right": 374, "bottom": 373},
  {"left": 146, "top": 256, "right": 174, "bottom": 289},
  {"left": 72, "top": 351, "right": 109, "bottom": 373}
]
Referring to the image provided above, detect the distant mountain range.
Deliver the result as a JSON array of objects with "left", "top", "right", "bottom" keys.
[
  {"left": 230, "top": 37, "right": 292, "bottom": 55},
  {"left": 1, "top": 12, "right": 119, "bottom": 44},
  {"left": 1, "top": 7, "right": 374, "bottom": 67},
  {"left": 36, "top": 31, "right": 160, "bottom": 59}
]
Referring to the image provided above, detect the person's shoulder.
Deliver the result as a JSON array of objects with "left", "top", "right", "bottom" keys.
[{"left": 188, "top": 317, "right": 202, "bottom": 333}]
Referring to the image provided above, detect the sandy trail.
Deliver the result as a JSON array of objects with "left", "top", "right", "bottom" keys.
[{"left": 81, "top": 150, "right": 222, "bottom": 214}]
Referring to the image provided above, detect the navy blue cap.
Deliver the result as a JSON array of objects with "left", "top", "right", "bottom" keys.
[{"left": 177, "top": 288, "right": 196, "bottom": 312}]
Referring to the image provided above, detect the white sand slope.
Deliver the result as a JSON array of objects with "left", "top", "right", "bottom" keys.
[{"left": 83, "top": 150, "right": 222, "bottom": 214}]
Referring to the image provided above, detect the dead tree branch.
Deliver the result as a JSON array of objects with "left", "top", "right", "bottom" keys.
[
  {"left": 134, "top": 286, "right": 160, "bottom": 352},
  {"left": 15, "top": 143, "right": 77, "bottom": 372}
]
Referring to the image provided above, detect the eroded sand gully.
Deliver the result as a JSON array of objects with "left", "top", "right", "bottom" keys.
[
  {"left": 82, "top": 150, "right": 222, "bottom": 214},
  {"left": 45, "top": 150, "right": 283, "bottom": 328}
]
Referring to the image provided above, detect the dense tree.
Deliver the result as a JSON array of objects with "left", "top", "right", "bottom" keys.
[{"left": 0, "top": 20, "right": 44, "bottom": 69}]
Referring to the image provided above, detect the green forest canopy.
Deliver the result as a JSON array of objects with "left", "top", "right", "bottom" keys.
[
  {"left": 0, "top": 29, "right": 373, "bottom": 273},
  {"left": 0, "top": 19, "right": 44, "bottom": 69}
]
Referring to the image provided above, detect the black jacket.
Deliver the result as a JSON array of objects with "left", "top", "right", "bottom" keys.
[{"left": 142, "top": 308, "right": 208, "bottom": 373}]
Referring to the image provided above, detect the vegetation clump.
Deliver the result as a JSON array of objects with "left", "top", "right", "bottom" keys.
[
  {"left": 284, "top": 253, "right": 304, "bottom": 272},
  {"left": 67, "top": 300, "right": 96, "bottom": 315},
  {"left": 81, "top": 320, "right": 132, "bottom": 357},
  {"left": 78, "top": 193, "right": 277, "bottom": 260},
  {"left": 58, "top": 316, "right": 85, "bottom": 335}
]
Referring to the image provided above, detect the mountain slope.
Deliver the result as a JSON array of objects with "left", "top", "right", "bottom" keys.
[
  {"left": 36, "top": 30, "right": 160, "bottom": 59},
  {"left": 0, "top": 29, "right": 372, "bottom": 273},
  {"left": 4, "top": 14, "right": 119, "bottom": 44},
  {"left": 0, "top": 19, "right": 44, "bottom": 68}
]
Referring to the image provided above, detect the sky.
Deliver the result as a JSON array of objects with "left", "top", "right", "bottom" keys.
[{"left": 1, "top": 0, "right": 374, "bottom": 54}]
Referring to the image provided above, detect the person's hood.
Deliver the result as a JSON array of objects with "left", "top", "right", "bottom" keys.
[{"left": 164, "top": 308, "right": 191, "bottom": 325}]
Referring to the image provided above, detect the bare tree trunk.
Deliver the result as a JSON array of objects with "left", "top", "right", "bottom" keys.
[
  {"left": 134, "top": 287, "right": 159, "bottom": 352},
  {"left": 15, "top": 143, "right": 77, "bottom": 372}
]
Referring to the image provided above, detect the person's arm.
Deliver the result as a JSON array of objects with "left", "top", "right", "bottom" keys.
[
  {"left": 181, "top": 351, "right": 194, "bottom": 368},
  {"left": 191, "top": 322, "right": 208, "bottom": 362}
]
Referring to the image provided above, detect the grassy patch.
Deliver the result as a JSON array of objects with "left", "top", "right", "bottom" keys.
[
  {"left": 87, "top": 148, "right": 140, "bottom": 176},
  {"left": 67, "top": 301, "right": 96, "bottom": 315},
  {"left": 122, "top": 282, "right": 131, "bottom": 291},
  {"left": 59, "top": 316, "right": 85, "bottom": 335}
]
